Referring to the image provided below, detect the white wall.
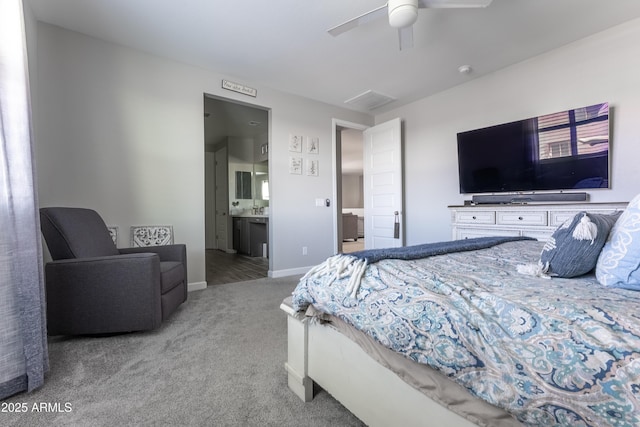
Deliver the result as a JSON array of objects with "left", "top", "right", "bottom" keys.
[
  {"left": 268, "top": 97, "right": 372, "bottom": 274},
  {"left": 34, "top": 18, "right": 640, "bottom": 279},
  {"left": 376, "top": 18, "right": 640, "bottom": 245},
  {"left": 33, "top": 23, "right": 372, "bottom": 283}
]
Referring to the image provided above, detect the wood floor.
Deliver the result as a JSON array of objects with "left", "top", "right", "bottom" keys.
[
  {"left": 342, "top": 239, "right": 365, "bottom": 253},
  {"left": 206, "top": 249, "right": 269, "bottom": 286},
  {"left": 206, "top": 239, "right": 365, "bottom": 286}
]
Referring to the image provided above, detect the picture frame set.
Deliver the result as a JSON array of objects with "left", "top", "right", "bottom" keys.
[{"left": 289, "top": 134, "right": 319, "bottom": 176}]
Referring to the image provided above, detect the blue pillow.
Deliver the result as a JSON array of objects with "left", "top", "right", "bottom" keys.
[
  {"left": 540, "top": 211, "right": 621, "bottom": 278},
  {"left": 596, "top": 194, "right": 640, "bottom": 290}
]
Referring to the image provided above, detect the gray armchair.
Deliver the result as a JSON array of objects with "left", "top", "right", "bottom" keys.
[
  {"left": 39, "top": 207, "right": 187, "bottom": 335},
  {"left": 342, "top": 213, "right": 358, "bottom": 241}
]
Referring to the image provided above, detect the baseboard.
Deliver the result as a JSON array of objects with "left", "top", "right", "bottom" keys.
[
  {"left": 269, "top": 266, "right": 313, "bottom": 278},
  {"left": 187, "top": 281, "right": 207, "bottom": 292}
]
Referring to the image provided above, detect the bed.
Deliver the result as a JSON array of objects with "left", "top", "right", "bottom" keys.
[{"left": 281, "top": 200, "right": 640, "bottom": 427}]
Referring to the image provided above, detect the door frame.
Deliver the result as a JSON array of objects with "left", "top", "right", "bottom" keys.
[
  {"left": 204, "top": 93, "right": 272, "bottom": 272},
  {"left": 331, "top": 118, "right": 369, "bottom": 255}
]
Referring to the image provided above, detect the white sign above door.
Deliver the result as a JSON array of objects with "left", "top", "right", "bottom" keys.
[{"left": 221, "top": 79, "right": 257, "bottom": 97}]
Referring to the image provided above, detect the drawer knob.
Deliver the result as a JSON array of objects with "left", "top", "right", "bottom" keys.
[
  {"left": 518, "top": 216, "right": 523, "bottom": 220},
  {"left": 472, "top": 216, "right": 477, "bottom": 220}
]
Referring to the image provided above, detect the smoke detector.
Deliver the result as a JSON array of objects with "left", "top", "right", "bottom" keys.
[{"left": 458, "top": 65, "right": 472, "bottom": 74}]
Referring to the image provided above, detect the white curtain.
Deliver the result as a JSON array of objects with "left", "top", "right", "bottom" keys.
[{"left": 0, "top": 0, "right": 49, "bottom": 399}]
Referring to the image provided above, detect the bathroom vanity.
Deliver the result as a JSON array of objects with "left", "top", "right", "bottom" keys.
[{"left": 232, "top": 215, "right": 268, "bottom": 257}]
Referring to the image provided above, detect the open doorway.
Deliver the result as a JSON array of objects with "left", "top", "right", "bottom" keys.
[
  {"left": 340, "top": 128, "right": 365, "bottom": 253},
  {"left": 333, "top": 118, "right": 404, "bottom": 253},
  {"left": 334, "top": 120, "right": 368, "bottom": 254},
  {"left": 204, "top": 94, "right": 271, "bottom": 285}
]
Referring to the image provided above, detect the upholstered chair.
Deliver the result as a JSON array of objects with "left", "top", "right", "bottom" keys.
[
  {"left": 342, "top": 213, "right": 359, "bottom": 242},
  {"left": 39, "top": 207, "right": 187, "bottom": 335}
]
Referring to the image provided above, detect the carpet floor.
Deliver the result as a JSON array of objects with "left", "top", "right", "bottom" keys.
[{"left": 3, "top": 276, "right": 365, "bottom": 427}]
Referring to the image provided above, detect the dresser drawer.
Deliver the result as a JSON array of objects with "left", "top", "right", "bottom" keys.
[
  {"left": 455, "top": 211, "right": 495, "bottom": 225},
  {"left": 549, "top": 209, "right": 621, "bottom": 227},
  {"left": 450, "top": 202, "right": 628, "bottom": 242},
  {"left": 456, "top": 227, "right": 520, "bottom": 240},
  {"left": 497, "top": 211, "right": 547, "bottom": 226}
]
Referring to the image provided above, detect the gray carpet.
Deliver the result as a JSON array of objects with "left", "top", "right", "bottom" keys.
[{"left": 3, "top": 276, "right": 365, "bottom": 426}]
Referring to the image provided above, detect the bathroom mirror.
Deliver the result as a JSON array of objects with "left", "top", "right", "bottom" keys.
[
  {"left": 235, "top": 171, "right": 252, "bottom": 199},
  {"left": 254, "top": 163, "right": 269, "bottom": 201}
]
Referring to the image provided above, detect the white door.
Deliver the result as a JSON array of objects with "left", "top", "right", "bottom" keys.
[
  {"left": 363, "top": 118, "right": 404, "bottom": 249},
  {"left": 214, "top": 145, "right": 230, "bottom": 251}
]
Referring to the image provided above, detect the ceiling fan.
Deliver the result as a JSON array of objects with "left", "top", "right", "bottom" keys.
[{"left": 328, "top": 0, "right": 493, "bottom": 50}]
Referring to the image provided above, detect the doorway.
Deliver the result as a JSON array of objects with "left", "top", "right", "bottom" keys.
[
  {"left": 333, "top": 120, "right": 368, "bottom": 254},
  {"left": 204, "top": 94, "right": 270, "bottom": 285},
  {"left": 333, "top": 118, "right": 405, "bottom": 254},
  {"left": 338, "top": 127, "right": 365, "bottom": 254}
]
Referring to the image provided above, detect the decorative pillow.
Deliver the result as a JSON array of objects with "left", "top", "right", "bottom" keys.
[
  {"left": 539, "top": 211, "right": 622, "bottom": 278},
  {"left": 596, "top": 194, "right": 640, "bottom": 290}
]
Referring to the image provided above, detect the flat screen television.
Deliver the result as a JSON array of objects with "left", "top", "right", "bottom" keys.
[{"left": 457, "top": 102, "right": 609, "bottom": 194}]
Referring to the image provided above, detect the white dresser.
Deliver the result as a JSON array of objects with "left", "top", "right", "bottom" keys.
[{"left": 449, "top": 202, "right": 628, "bottom": 242}]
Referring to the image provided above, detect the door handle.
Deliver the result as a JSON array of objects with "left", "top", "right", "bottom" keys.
[{"left": 394, "top": 211, "right": 400, "bottom": 239}]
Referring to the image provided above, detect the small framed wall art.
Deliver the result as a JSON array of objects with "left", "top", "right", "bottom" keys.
[
  {"left": 307, "top": 159, "right": 319, "bottom": 177},
  {"left": 289, "top": 156, "right": 303, "bottom": 175},
  {"left": 289, "top": 134, "right": 303, "bottom": 152},
  {"left": 307, "top": 137, "right": 319, "bottom": 154}
]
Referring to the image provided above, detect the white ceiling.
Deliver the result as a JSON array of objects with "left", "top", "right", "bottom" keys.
[{"left": 26, "top": 0, "right": 640, "bottom": 115}]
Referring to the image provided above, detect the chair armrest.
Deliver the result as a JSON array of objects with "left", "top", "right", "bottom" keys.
[
  {"left": 44, "top": 253, "right": 162, "bottom": 335},
  {"left": 119, "top": 244, "right": 187, "bottom": 285},
  {"left": 119, "top": 244, "right": 186, "bottom": 263}
]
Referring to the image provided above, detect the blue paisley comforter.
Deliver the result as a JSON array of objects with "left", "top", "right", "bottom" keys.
[{"left": 291, "top": 240, "right": 640, "bottom": 427}]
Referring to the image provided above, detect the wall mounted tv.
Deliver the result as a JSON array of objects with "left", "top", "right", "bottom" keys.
[{"left": 457, "top": 102, "right": 609, "bottom": 194}]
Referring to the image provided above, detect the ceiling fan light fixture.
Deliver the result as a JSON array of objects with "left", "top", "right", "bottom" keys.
[{"left": 388, "top": 0, "right": 418, "bottom": 28}]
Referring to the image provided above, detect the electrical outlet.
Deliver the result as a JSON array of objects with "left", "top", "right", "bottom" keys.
[{"left": 302, "top": 246, "right": 308, "bottom": 255}]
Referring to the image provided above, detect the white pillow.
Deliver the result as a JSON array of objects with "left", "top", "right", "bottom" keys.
[{"left": 596, "top": 194, "right": 640, "bottom": 290}]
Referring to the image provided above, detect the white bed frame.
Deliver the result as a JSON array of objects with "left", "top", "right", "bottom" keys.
[{"left": 281, "top": 302, "right": 478, "bottom": 427}]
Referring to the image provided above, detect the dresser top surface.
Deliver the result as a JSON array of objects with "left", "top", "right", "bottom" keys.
[{"left": 449, "top": 201, "right": 627, "bottom": 209}]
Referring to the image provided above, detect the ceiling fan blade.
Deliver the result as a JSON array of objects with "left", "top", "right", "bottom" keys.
[
  {"left": 328, "top": 4, "right": 388, "bottom": 36},
  {"left": 417, "top": 0, "right": 492, "bottom": 8},
  {"left": 398, "top": 26, "right": 414, "bottom": 50}
]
